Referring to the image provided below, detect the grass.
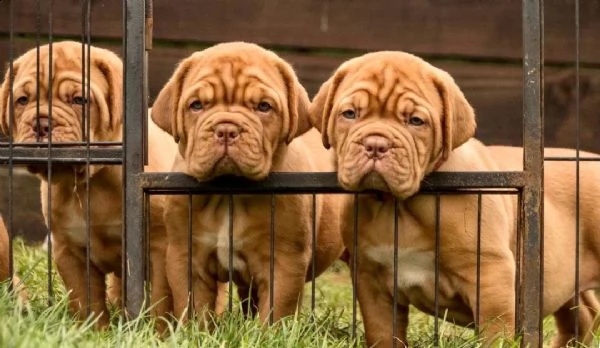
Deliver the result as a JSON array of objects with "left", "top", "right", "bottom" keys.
[{"left": 0, "top": 239, "right": 598, "bottom": 348}]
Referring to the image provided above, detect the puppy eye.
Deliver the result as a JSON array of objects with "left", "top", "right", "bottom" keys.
[
  {"left": 341, "top": 109, "right": 357, "bottom": 120},
  {"left": 16, "top": 96, "right": 28, "bottom": 105},
  {"left": 72, "top": 96, "right": 87, "bottom": 105},
  {"left": 408, "top": 115, "right": 425, "bottom": 126},
  {"left": 257, "top": 101, "right": 272, "bottom": 113},
  {"left": 189, "top": 100, "right": 203, "bottom": 111}
]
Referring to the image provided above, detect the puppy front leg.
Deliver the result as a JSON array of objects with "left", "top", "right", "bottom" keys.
[
  {"left": 165, "top": 242, "right": 193, "bottom": 321},
  {"left": 468, "top": 261, "right": 516, "bottom": 345},
  {"left": 53, "top": 241, "right": 110, "bottom": 329},
  {"left": 149, "top": 239, "right": 173, "bottom": 333},
  {"left": 256, "top": 267, "right": 306, "bottom": 323},
  {"left": 357, "top": 270, "right": 409, "bottom": 347}
]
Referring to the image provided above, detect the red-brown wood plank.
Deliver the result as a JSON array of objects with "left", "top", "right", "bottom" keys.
[{"left": 1, "top": 0, "right": 599, "bottom": 64}]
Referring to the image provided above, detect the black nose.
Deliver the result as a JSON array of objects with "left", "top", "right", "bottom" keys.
[{"left": 33, "top": 117, "right": 50, "bottom": 138}]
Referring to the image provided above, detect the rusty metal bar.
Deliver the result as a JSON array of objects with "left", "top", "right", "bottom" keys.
[
  {"left": 351, "top": 194, "right": 359, "bottom": 342},
  {"left": 475, "top": 193, "right": 482, "bottom": 336},
  {"left": 433, "top": 194, "right": 441, "bottom": 346},
  {"left": 140, "top": 172, "right": 527, "bottom": 194},
  {"left": 46, "top": 0, "right": 55, "bottom": 308},
  {"left": 123, "top": 0, "right": 146, "bottom": 319},
  {"left": 228, "top": 194, "right": 234, "bottom": 312},
  {"left": 520, "top": 0, "right": 544, "bottom": 346},
  {"left": 310, "top": 193, "right": 317, "bottom": 312},
  {"left": 572, "top": 0, "right": 581, "bottom": 342},
  {"left": 187, "top": 194, "right": 193, "bottom": 320},
  {"left": 269, "top": 194, "right": 276, "bottom": 325},
  {"left": 0, "top": 147, "right": 122, "bottom": 164}
]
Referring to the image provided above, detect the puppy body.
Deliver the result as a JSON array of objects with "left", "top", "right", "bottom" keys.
[
  {"left": 310, "top": 51, "right": 600, "bottom": 346},
  {"left": 0, "top": 42, "right": 176, "bottom": 328},
  {"left": 152, "top": 42, "right": 344, "bottom": 323},
  {"left": 0, "top": 216, "right": 28, "bottom": 302}
]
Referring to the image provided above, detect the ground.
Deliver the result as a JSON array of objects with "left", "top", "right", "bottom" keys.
[{"left": 0, "top": 239, "right": 597, "bottom": 347}]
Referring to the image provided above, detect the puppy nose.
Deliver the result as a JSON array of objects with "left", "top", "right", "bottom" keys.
[
  {"left": 214, "top": 122, "right": 240, "bottom": 144},
  {"left": 33, "top": 117, "right": 50, "bottom": 138},
  {"left": 362, "top": 135, "right": 390, "bottom": 158}
]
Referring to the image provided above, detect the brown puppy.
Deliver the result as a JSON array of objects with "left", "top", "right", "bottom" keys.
[
  {"left": 0, "top": 216, "right": 28, "bottom": 302},
  {"left": 0, "top": 41, "right": 176, "bottom": 328},
  {"left": 152, "top": 42, "right": 344, "bottom": 324},
  {"left": 310, "top": 51, "right": 600, "bottom": 346}
]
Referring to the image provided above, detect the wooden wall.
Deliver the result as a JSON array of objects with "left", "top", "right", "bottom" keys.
[{"left": 0, "top": 0, "right": 599, "bottom": 242}]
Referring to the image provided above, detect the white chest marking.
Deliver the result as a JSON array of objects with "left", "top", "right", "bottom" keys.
[
  {"left": 198, "top": 214, "right": 247, "bottom": 273},
  {"left": 365, "top": 246, "right": 435, "bottom": 290}
]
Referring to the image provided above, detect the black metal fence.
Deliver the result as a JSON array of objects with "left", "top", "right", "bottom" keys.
[{"left": 1, "top": 0, "right": 596, "bottom": 347}]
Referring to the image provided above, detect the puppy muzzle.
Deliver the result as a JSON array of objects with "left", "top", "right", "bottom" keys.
[{"left": 339, "top": 129, "right": 420, "bottom": 199}]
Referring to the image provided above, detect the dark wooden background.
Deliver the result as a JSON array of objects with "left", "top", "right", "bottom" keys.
[{"left": 0, "top": 0, "right": 599, "bottom": 242}]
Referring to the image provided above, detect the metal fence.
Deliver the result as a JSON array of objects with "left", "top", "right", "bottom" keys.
[{"left": 1, "top": 0, "right": 595, "bottom": 347}]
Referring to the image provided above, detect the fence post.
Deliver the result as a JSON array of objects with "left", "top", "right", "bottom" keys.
[
  {"left": 520, "top": 0, "right": 544, "bottom": 346},
  {"left": 123, "top": 0, "right": 146, "bottom": 319}
]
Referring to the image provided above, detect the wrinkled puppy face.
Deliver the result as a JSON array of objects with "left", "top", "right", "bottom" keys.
[
  {"left": 310, "top": 52, "right": 476, "bottom": 199},
  {"left": 0, "top": 41, "right": 123, "bottom": 179},
  {"left": 152, "top": 42, "right": 310, "bottom": 182}
]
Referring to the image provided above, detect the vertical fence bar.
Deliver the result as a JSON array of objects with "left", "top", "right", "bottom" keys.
[
  {"left": 228, "top": 195, "right": 234, "bottom": 312},
  {"left": 392, "top": 197, "right": 399, "bottom": 348},
  {"left": 475, "top": 194, "right": 482, "bottom": 336},
  {"left": 520, "top": 0, "right": 544, "bottom": 346},
  {"left": 269, "top": 194, "right": 276, "bottom": 325},
  {"left": 433, "top": 194, "right": 441, "bottom": 347},
  {"left": 572, "top": 0, "right": 581, "bottom": 342},
  {"left": 351, "top": 194, "right": 359, "bottom": 341},
  {"left": 310, "top": 193, "right": 316, "bottom": 312},
  {"left": 123, "top": 0, "right": 146, "bottom": 319},
  {"left": 46, "top": 0, "right": 55, "bottom": 307},
  {"left": 187, "top": 194, "right": 193, "bottom": 320},
  {"left": 6, "top": 0, "right": 15, "bottom": 293}
]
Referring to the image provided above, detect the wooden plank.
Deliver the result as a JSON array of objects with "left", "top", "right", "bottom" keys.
[{"left": 0, "top": 0, "right": 599, "bottom": 64}]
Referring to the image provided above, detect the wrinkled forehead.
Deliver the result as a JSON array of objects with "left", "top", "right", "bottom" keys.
[
  {"left": 12, "top": 45, "right": 107, "bottom": 92},
  {"left": 336, "top": 56, "right": 441, "bottom": 109},
  {"left": 182, "top": 52, "right": 286, "bottom": 97}
]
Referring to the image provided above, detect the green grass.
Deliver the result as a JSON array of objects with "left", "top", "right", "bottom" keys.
[{"left": 0, "top": 239, "right": 598, "bottom": 347}]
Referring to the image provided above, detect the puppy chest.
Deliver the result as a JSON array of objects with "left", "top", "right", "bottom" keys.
[
  {"left": 196, "top": 210, "right": 251, "bottom": 281},
  {"left": 364, "top": 246, "right": 457, "bottom": 307}
]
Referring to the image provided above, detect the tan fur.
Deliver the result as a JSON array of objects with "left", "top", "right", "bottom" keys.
[
  {"left": 0, "top": 41, "right": 176, "bottom": 329},
  {"left": 310, "top": 51, "right": 600, "bottom": 347},
  {"left": 152, "top": 42, "right": 344, "bottom": 325},
  {"left": 0, "top": 216, "right": 28, "bottom": 302}
]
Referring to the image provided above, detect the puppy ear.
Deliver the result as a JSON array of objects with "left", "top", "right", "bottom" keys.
[
  {"left": 94, "top": 49, "right": 124, "bottom": 131},
  {"left": 0, "top": 61, "right": 19, "bottom": 136},
  {"left": 151, "top": 58, "right": 192, "bottom": 143},
  {"left": 432, "top": 68, "right": 476, "bottom": 158},
  {"left": 309, "top": 70, "right": 346, "bottom": 149},
  {"left": 275, "top": 59, "right": 311, "bottom": 144}
]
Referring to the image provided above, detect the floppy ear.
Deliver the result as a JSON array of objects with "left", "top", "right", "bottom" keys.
[
  {"left": 275, "top": 59, "right": 311, "bottom": 144},
  {"left": 151, "top": 58, "right": 192, "bottom": 143},
  {"left": 432, "top": 68, "right": 476, "bottom": 159},
  {"left": 0, "top": 61, "right": 19, "bottom": 137},
  {"left": 94, "top": 49, "right": 124, "bottom": 131},
  {"left": 309, "top": 70, "right": 347, "bottom": 149}
]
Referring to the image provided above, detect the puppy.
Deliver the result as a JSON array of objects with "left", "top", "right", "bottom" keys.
[
  {"left": 0, "top": 216, "right": 28, "bottom": 302},
  {"left": 151, "top": 42, "right": 345, "bottom": 324},
  {"left": 309, "top": 51, "right": 600, "bottom": 346},
  {"left": 0, "top": 41, "right": 176, "bottom": 328}
]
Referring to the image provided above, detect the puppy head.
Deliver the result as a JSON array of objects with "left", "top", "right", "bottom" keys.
[
  {"left": 310, "top": 51, "right": 476, "bottom": 199},
  {"left": 0, "top": 41, "right": 123, "bottom": 180},
  {"left": 152, "top": 42, "right": 310, "bottom": 181}
]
